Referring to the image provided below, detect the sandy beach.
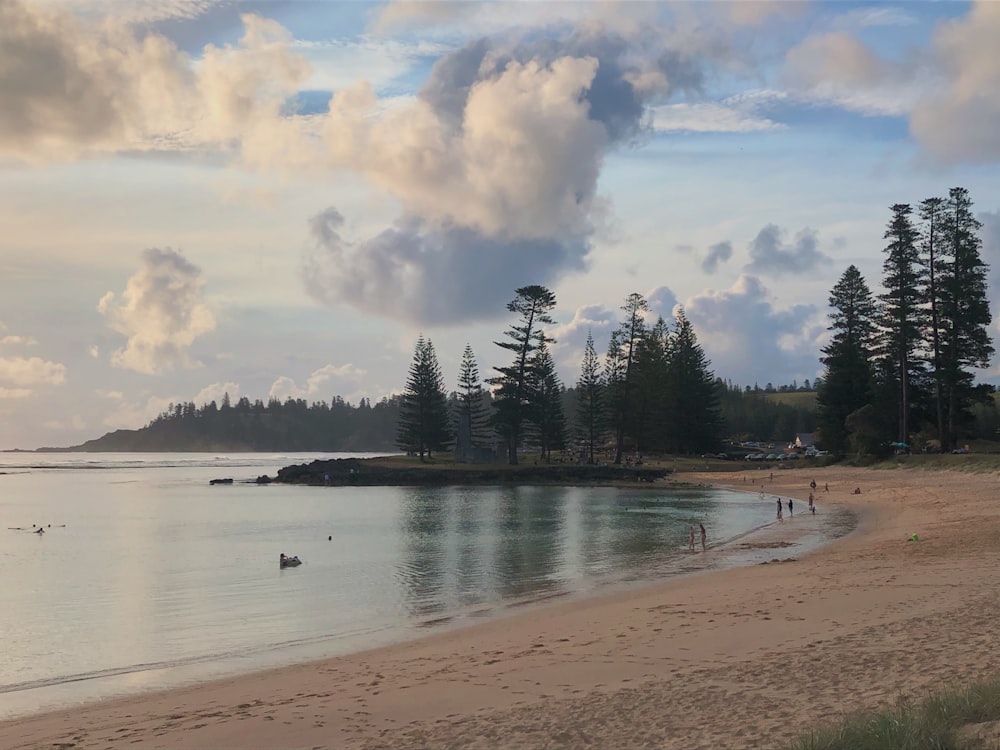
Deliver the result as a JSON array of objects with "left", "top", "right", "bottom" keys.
[{"left": 4, "top": 465, "right": 1000, "bottom": 750}]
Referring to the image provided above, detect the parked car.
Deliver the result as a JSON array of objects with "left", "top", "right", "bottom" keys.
[{"left": 766, "top": 453, "right": 778, "bottom": 461}]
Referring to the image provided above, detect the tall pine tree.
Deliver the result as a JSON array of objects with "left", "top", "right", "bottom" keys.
[
  {"left": 526, "top": 341, "right": 567, "bottom": 461},
  {"left": 878, "top": 203, "right": 924, "bottom": 445},
  {"left": 939, "top": 187, "right": 994, "bottom": 448},
  {"left": 489, "top": 286, "right": 557, "bottom": 465},
  {"left": 574, "top": 330, "right": 604, "bottom": 464},
  {"left": 453, "top": 344, "right": 492, "bottom": 462},
  {"left": 396, "top": 336, "right": 452, "bottom": 460},
  {"left": 662, "top": 309, "right": 722, "bottom": 453},
  {"left": 816, "top": 265, "right": 877, "bottom": 454},
  {"left": 918, "top": 196, "right": 948, "bottom": 447},
  {"left": 606, "top": 293, "right": 648, "bottom": 464}
]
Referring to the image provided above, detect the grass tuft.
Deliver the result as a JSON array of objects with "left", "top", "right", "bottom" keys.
[{"left": 780, "top": 676, "right": 1000, "bottom": 750}]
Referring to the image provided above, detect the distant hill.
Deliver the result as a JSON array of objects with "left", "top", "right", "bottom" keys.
[{"left": 38, "top": 395, "right": 403, "bottom": 452}]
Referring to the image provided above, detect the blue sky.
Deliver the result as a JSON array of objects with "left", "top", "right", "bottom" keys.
[{"left": 1, "top": 0, "right": 999, "bottom": 449}]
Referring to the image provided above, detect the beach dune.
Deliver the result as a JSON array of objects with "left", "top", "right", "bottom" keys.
[{"left": 3, "top": 466, "right": 1000, "bottom": 749}]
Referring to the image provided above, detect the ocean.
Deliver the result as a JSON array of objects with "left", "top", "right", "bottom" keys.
[{"left": 0, "top": 453, "right": 846, "bottom": 719}]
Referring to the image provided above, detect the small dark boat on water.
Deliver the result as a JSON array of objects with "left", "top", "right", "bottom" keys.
[
  {"left": 279, "top": 553, "right": 302, "bottom": 568},
  {"left": 209, "top": 478, "right": 234, "bottom": 485}
]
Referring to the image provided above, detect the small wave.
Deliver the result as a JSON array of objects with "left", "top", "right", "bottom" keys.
[{"left": 0, "top": 626, "right": 390, "bottom": 696}]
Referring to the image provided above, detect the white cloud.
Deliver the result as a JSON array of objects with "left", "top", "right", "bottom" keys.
[
  {"left": 910, "top": 0, "right": 1000, "bottom": 162},
  {"left": 101, "top": 394, "right": 177, "bottom": 429},
  {"left": 0, "top": 356, "right": 67, "bottom": 386},
  {"left": 41, "top": 414, "right": 86, "bottom": 431},
  {"left": 98, "top": 247, "right": 216, "bottom": 375},
  {"left": 192, "top": 381, "right": 240, "bottom": 407},
  {"left": 782, "top": 31, "right": 923, "bottom": 117},
  {"left": 0, "top": 335, "right": 38, "bottom": 346},
  {"left": 0, "top": 387, "right": 32, "bottom": 399},
  {"left": 40, "top": 0, "right": 223, "bottom": 24},
  {"left": 832, "top": 6, "right": 917, "bottom": 30},
  {"left": 268, "top": 364, "right": 368, "bottom": 403},
  {"left": 683, "top": 275, "right": 822, "bottom": 386},
  {"left": 292, "top": 37, "right": 448, "bottom": 93},
  {"left": 0, "top": 3, "right": 310, "bottom": 162},
  {"left": 744, "top": 224, "right": 832, "bottom": 275},
  {"left": 652, "top": 99, "right": 783, "bottom": 133}
]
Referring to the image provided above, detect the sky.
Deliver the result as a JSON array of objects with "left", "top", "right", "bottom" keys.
[{"left": 2, "top": 0, "right": 1000, "bottom": 450}]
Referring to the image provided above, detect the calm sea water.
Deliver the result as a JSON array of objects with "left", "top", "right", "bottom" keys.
[{"left": 0, "top": 453, "right": 844, "bottom": 719}]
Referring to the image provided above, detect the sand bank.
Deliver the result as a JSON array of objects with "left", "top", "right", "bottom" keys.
[{"left": 3, "top": 466, "right": 1000, "bottom": 750}]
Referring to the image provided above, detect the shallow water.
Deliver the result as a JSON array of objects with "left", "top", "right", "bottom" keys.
[{"left": 0, "top": 453, "right": 848, "bottom": 718}]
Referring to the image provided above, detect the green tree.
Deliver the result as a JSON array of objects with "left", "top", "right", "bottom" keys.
[
  {"left": 489, "top": 285, "right": 557, "bottom": 465},
  {"left": 816, "top": 265, "right": 877, "bottom": 454},
  {"left": 453, "top": 344, "right": 492, "bottom": 462},
  {"left": 878, "top": 203, "right": 924, "bottom": 445},
  {"left": 662, "top": 309, "right": 722, "bottom": 453},
  {"left": 397, "top": 336, "right": 452, "bottom": 460},
  {"left": 939, "top": 187, "right": 994, "bottom": 448},
  {"left": 526, "top": 341, "right": 567, "bottom": 461},
  {"left": 918, "top": 196, "right": 948, "bottom": 447},
  {"left": 574, "top": 330, "right": 604, "bottom": 464},
  {"left": 606, "top": 293, "right": 648, "bottom": 464},
  {"left": 630, "top": 317, "right": 671, "bottom": 453}
]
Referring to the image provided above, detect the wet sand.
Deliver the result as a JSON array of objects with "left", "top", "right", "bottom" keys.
[{"left": 3, "top": 465, "right": 999, "bottom": 749}]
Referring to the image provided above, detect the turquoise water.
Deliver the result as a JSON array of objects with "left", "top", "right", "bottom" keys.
[{"left": 0, "top": 453, "right": 842, "bottom": 718}]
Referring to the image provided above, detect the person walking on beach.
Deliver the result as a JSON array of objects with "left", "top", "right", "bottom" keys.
[
  {"left": 824, "top": 482, "right": 829, "bottom": 492},
  {"left": 699, "top": 523, "right": 707, "bottom": 552},
  {"left": 689, "top": 525, "right": 696, "bottom": 551},
  {"left": 776, "top": 498, "right": 783, "bottom": 522},
  {"left": 788, "top": 498, "right": 793, "bottom": 517}
]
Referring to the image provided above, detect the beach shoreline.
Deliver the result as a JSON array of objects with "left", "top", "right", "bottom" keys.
[{"left": 3, "top": 466, "right": 998, "bottom": 749}]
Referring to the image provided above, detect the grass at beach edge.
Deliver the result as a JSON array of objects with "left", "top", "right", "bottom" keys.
[{"left": 779, "top": 675, "right": 1000, "bottom": 750}]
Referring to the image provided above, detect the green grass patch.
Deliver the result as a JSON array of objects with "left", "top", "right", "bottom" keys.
[
  {"left": 762, "top": 391, "right": 818, "bottom": 408},
  {"left": 868, "top": 452, "right": 1000, "bottom": 474},
  {"left": 781, "top": 675, "right": 1000, "bottom": 750}
]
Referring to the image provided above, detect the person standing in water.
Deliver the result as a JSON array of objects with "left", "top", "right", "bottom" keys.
[
  {"left": 788, "top": 498, "right": 794, "bottom": 517},
  {"left": 689, "top": 525, "right": 696, "bottom": 551},
  {"left": 776, "top": 498, "right": 783, "bottom": 522},
  {"left": 699, "top": 523, "right": 707, "bottom": 552}
]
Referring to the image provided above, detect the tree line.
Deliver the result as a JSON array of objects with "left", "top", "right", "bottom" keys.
[
  {"left": 396, "top": 286, "right": 724, "bottom": 464},
  {"left": 817, "top": 187, "right": 994, "bottom": 456}
]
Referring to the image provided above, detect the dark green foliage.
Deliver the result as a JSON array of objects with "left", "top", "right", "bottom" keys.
[
  {"left": 661, "top": 309, "right": 723, "bottom": 453},
  {"left": 397, "top": 336, "right": 452, "bottom": 460},
  {"left": 815, "top": 188, "right": 993, "bottom": 458},
  {"left": 877, "top": 203, "right": 925, "bottom": 444},
  {"left": 489, "top": 285, "right": 557, "bottom": 465},
  {"left": 816, "top": 265, "right": 877, "bottom": 454},
  {"left": 453, "top": 344, "right": 493, "bottom": 462},
  {"left": 939, "top": 187, "right": 994, "bottom": 449},
  {"left": 574, "top": 330, "right": 604, "bottom": 464},
  {"left": 919, "top": 196, "right": 948, "bottom": 448},
  {"left": 606, "top": 293, "right": 648, "bottom": 464},
  {"left": 525, "top": 341, "right": 567, "bottom": 460},
  {"left": 70, "top": 395, "right": 402, "bottom": 452},
  {"left": 717, "top": 386, "right": 816, "bottom": 444},
  {"left": 630, "top": 317, "right": 671, "bottom": 454}
]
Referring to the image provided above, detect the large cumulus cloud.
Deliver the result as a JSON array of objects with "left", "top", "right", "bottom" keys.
[
  {"left": 304, "top": 31, "right": 709, "bottom": 324},
  {"left": 98, "top": 248, "right": 215, "bottom": 375},
  {"left": 0, "top": 0, "right": 309, "bottom": 162},
  {"left": 683, "top": 275, "right": 823, "bottom": 386}
]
